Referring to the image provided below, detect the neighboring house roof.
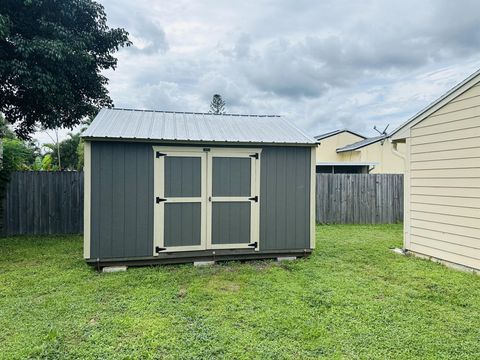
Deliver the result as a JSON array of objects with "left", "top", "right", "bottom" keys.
[
  {"left": 390, "top": 68, "right": 480, "bottom": 140},
  {"left": 336, "top": 135, "right": 387, "bottom": 153},
  {"left": 82, "top": 108, "right": 317, "bottom": 145},
  {"left": 314, "top": 129, "right": 365, "bottom": 141}
]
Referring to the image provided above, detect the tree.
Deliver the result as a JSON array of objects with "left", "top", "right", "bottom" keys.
[
  {"left": 209, "top": 94, "right": 226, "bottom": 115},
  {"left": 44, "top": 132, "right": 81, "bottom": 170},
  {"left": 0, "top": 0, "right": 131, "bottom": 139},
  {"left": 2, "top": 138, "right": 38, "bottom": 171}
]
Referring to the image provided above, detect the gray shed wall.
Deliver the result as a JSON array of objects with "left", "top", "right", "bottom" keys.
[{"left": 89, "top": 141, "right": 311, "bottom": 259}]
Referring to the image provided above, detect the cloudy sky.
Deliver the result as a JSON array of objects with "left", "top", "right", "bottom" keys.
[{"left": 36, "top": 0, "right": 480, "bottom": 143}]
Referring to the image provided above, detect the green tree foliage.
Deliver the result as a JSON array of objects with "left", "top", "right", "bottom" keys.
[
  {"left": 0, "top": 0, "right": 131, "bottom": 139},
  {"left": 2, "top": 138, "right": 38, "bottom": 171},
  {"left": 44, "top": 132, "right": 81, "bottom": 170},
  {"left": 209, "top": 94, "right": 226, "bottom": 114},
  {"left": 77, "top": 139, "right": 85, "bottom": 170},
  {"left": 0, "top": 137, "right": 39, "bottom": 221},
  {"left": 32, "top": 153, "right": 56, "bottom": 171}
]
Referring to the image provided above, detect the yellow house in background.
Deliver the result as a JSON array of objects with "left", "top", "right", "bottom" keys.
[{"left": 314, "top": 129, "right": 405, "bottom": 174}]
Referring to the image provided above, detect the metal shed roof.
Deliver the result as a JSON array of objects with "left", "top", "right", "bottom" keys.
[
  {"left": 82, "top": 108, "right": 317, "bottom": 145},
  {"left": 336, "top": 135, "right": 387, "bottom": 153}
]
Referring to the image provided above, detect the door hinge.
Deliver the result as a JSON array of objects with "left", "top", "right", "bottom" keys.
[
  {"left": 248, "top": 196, "right": 258, "bottom": 202},
  {"left": 155, "top": 246, "right": 166, "bottom": 253},
  {"left": 249, "top": 153, "right": 259, "bottom": 159},
  {"left": 248, "top": 242, "right": 258, "bottom": 248},
  {"left": 156, "top": 151, "right": 166, "bottom": 158},
  {"left": 156, "top": 197, "right": 167, "bottom": 203}
]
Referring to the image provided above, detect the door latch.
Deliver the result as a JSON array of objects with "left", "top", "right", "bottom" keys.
[
  {"left": 156, "top": 197, "right": 167, "bottom": 204},
  {"left": 155, "top": 246, "right": 166, "bottom": 253},
  {"left": 248, "top": 196, "right": 258, "bottom": 202}
]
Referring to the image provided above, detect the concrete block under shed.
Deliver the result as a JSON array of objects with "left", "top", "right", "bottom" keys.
[
  {"left": 102, "top": 266, "right": 127, "bottom": 273},
  {"left": 194, "top": 260, "right": 215, "bottom": 267},
  {"left": 276, "top": 256, "right": 297, "bottom": 262}
]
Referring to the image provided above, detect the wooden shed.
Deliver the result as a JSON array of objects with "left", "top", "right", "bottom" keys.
[
  {"left": 391, "top": 69, "right": 480, "bottom": 271},
  {"left": 82, "top": 108, "right": 317, "bottom": 267}
]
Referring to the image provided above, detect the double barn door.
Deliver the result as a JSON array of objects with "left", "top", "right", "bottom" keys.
[{"left": 153, "top": 147, "right": 261, "bottom": 254}]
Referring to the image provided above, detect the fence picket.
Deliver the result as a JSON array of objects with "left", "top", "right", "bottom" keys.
[
  {"left": 1, "top": 171, "right": 84, "bottom": 235},
  {"left": 316, "top": 173, "right": 403, "bottom": 224},
  {"left": 1, "top": 171, "right": 404, "bottom": 235}
]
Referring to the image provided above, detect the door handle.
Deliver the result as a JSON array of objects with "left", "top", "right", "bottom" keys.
[{"left": 208, "top": 196, "right": 212, "bottom": 202}]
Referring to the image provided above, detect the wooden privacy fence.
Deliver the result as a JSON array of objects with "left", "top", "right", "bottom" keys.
[
  {"left": 316, "top": 174, "right": 404, "bottom": 224},
  {"left": 1, "top": 171, "right": 403, "bottom": 235},
  {"left": 1, "top": 171, "right": 84, "bottom": 235}
]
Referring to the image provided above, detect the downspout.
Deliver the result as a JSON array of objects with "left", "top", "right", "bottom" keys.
[{"left": 389, "top": 137, "right": 408, "bottom": 252}]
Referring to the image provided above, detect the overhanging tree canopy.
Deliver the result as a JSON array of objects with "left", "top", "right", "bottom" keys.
[{"left": 0, "top": 0, "right": 131, "bottom": 139}]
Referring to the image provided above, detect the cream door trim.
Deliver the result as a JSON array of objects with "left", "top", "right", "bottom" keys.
[
  {"left": 153, "top": 146, "right": 207, "bottom": 254},
  {"left": 83, "top": 141, "right": 91, "bottom": 259},
  {"left": 206, "top": 148, "right": 262, "bottom": 251}
]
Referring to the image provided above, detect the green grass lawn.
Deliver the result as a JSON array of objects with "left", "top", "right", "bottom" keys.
[{"left": 1, "top": 225, "right": 479, "bottom": 359}]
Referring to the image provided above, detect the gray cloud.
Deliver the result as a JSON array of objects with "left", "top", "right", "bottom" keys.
[
  {"left": 98, "top": 0, "right": 480, "bottom": 136},
  {"left": 103, "top": 2, "right": 169, "bottom": 54}
]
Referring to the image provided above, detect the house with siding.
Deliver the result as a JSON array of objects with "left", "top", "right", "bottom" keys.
[
  {"left": 391, "top": 69, "right": 480, "bottom": 271},
  {"left": 314, "top": 129, "right": 405, "bottom": 174}
]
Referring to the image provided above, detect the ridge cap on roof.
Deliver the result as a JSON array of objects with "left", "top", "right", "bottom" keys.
[
  {"left": 106, "top": 107, "right": 281, "bottom": 118},
  {"left": 314, "top": 128, "right": 366, "bottom": 141}
]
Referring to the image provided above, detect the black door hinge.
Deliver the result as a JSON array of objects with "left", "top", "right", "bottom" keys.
[
  {"left": 156, "top": 197, "right": 167, "bottom": 203},
  {"left": 156, "top": 151, "right": 166, "bottom": 158},
  {"left": 155, "top": 246, "right": 166, "bottom": 253},
  {"left": 249, "top": 153, "right": 259, "bottom": 159},
  {"left": 248, "top": 242, "right": 258, "bottom": 248},
  {"left": 248, "top": 196, "right": 258, "bottom": 202}
]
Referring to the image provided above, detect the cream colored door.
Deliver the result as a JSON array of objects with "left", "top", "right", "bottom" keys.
[
  {"left": 206, "top": 148, "right": 261, "bottom": 250},
  {"left": 153, "top": 147, "right": 207, "bottom": 254}
]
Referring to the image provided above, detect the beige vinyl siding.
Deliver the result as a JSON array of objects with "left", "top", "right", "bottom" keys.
[
  {"left": 412, "top": 168, "right": 480, "bottom": 178},
  {"left": 448, "top": 83, "right": 480, "bottom": 101},
  {"left": 412, "top": 137, "right": 480, "bottom": 153},
  {"left": 406, "top": 82, "right": 480, "bottom": 269},
  {"left": 412, "top": 193, "right": 480, "bottom": 209}
]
